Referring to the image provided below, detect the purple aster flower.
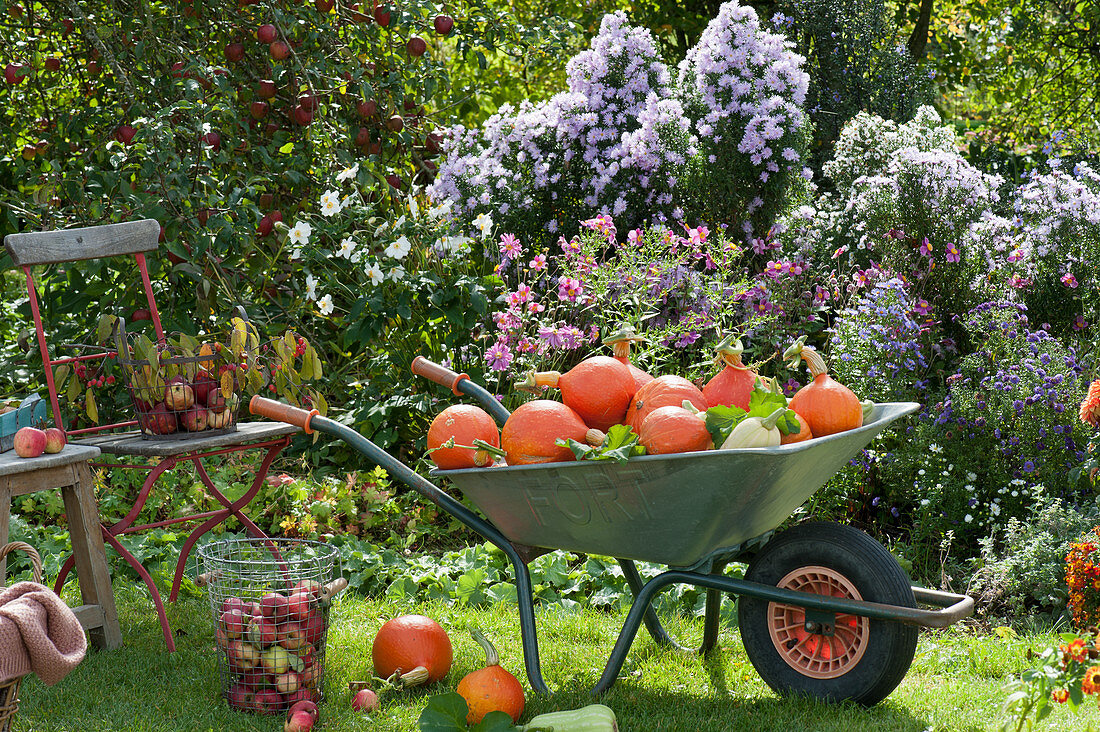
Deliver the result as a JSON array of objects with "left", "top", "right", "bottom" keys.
[{"left": 945, "top": 243, "right": 960, "bottom": 263}]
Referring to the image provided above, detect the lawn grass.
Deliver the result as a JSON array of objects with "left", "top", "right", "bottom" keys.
[{"left": 13, "top": 581, "right": 1100, "bottom": 732}]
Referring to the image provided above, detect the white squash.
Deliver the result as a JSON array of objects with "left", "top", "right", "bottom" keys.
[{"left": 721, "top": 408, "right": 785, "bottom": 449}]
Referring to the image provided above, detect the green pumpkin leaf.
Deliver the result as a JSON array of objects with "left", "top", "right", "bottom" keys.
[
  {"left": 556, "top": 424, "right": 645, "bottom": 463},
  {"left": 417, "top": 692, "right": 468, "bottom": 732}
]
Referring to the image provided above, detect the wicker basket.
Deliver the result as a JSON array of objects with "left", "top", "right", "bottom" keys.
[{"left": 0, "top": 542, "right": 43, "bottom": 732}]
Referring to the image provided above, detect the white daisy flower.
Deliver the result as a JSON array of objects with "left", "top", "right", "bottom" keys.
[
  {"left": 473, "top": 212, "right": 493, "bottom": 237},
  {"left": 385, "top": 235, "right": 411, "bottom": 260},
  {"left": 288, "top": 221, "right": 312, "bottom": 246},
  {"left": 429, "top": 200, "right": 453, "bottom": 219},
  {"left": 336, "top": 163, "right": 359, "bottom": 183},
  {"left": 319, "top": 190, "right": 342, "bottom": 217},
  {"left": 365, "top": 263, "right": 384, "bottom": 286},
  {"left": 387, "top": 265, "right": 405, "bottom": 282},
  {"left": 305, "top": 274, "right": 318, "bottom": 301},
  {"left": 317, "top": 294, "right": 334, "bottom": 315},
  {"left": 337, "top": 238, "right": 356, "bottom": 259}
]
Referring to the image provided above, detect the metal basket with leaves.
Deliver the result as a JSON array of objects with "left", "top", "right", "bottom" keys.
[{"left": 112, "top": 314, "right": 327, "bottom": 440}]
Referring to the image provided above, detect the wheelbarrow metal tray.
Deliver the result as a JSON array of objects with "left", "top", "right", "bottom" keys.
[{"left": 437, "top": 402, "right": 919, "bottom": 567}]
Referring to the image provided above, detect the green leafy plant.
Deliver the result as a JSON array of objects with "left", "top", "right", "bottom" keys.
[
  {"left": 1001, "top": 631, "right": 1100, "bottom": 731},
  {"left": 557, "top": 424, "right": 644, "bottom": 463}
]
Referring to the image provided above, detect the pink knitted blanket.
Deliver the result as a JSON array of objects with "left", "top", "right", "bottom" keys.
[{"left": 0, "top": 581, "right": 86, "bottom": 686}]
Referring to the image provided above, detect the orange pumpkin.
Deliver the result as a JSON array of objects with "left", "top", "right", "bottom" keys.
[
  {"left": 779, "top": 411, "right": 814, "bottom": 444},
  {"left": 638, "top": 405, "right": 713, "bottom": 454},
  {"left": 519, "top": 356, "right": 634, "bottom": 431},
  {"left": 784, "top": 336, "right": 863, "bottom": 437},
  {"left": 625, "top": 375, "right": 708, "bottom": 432},
  {"left": 702, "top": 336, "right": 757, "bottom": 411},
  {"left": 372, "top": 614, "right": 453, "bottom": 687},
  {"left": 426, "top": 405, "right": 501, "bottom": 469},
  {"left": 602, "top": 324, "right": 654, "bottom": 395},
  {"left": 456, "top": 629, "right": 525, "bottom": 725},
  {"left": 500, "top": 400, "right": 589, "bottom": 465}
]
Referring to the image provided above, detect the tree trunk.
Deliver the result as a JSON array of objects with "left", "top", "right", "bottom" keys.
[{"left": 907, "top": 0, "right": 934, "bottom": 60}]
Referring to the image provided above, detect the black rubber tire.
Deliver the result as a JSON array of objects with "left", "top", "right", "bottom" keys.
[{"left": 737, "top": 521, "right": 918, "bottom": 706}]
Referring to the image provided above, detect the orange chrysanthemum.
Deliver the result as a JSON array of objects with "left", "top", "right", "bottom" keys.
[
  {"left": 1081, "top": 380, "right": 1100, "bottom": 426},
  {"left": 1069, "top": 638, "right": 1090, "bottom": 662},
  {"left": 1082, "top": 665, "right": 1100, "bottom": 695},
  {"left": 1052, "top": 688, "right": 1070, "bottom": 703}
]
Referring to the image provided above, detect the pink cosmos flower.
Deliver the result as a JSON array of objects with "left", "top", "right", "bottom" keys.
[
  {"left": 508, "top": 284, "right": 533, "bottom": 306},
  {"left": 557, "top": 277, "right": 584, "bottom": 302},
  {"left": 627, "top": 229, "right": 644, "bottom": 247},
  {"left": 945, "top": 243, "right": 960, "bottom": 263},
  {"left": 499, "top": 233, "right": 522, "bottom": 260},
  {"left": 1062, "top": 272, "right": 1079, "bottom": 288},
  {"left": 528, "top": 253, "right": 547, "bottom": 271},
  {"left": 913, "top": 299, "right": 932, "bottom": 316},
  {"left": 919, "top": 238, "right": 932, "bottom": 257},
  {"left": 486, "top": 341, "right": 513, "bottom": 371}
]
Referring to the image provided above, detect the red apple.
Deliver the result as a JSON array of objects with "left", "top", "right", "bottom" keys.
[
  {"left": 227, "top": 639, "right": 261, "bottom": 673},
  {"left": 250, "top": 100, "right": 270, "bottom": 120},
  {"left": 13, "top": 427, "right": 46, "bottom": 458},
  {"left": 3, "top": 63, "right": 28, "bottom": 85},
  {"left": 291, "top": 105, "right": 313, "bottom": 126},
  {"left": 145, "top": 402, "right": 178, "bottom": 435},
  {"left": 356, "top": 100, "right": 377, "bottom": 119},
  {"left": 352, "top": 687, "right": 379, "bottom": 712},
  {"left": 433, "top": 14, "right": 454, "bottom": 36},
  {"left": 278, "top": 622, "right": 309, "bottom": 651},
  {"left": 86, "top": 60, "right": 100, "bottom": 75},
  {"left": 191, "top": 371, "right": 216, "bottom": 404},
  {"left": 43, "top": 427, "right": 66, "bottom": 454},
  {"left": 248, "top": 617, "right": 279, "bottom": 647},
  {"left": 114, "top": 125, "right": 137, "bottom": 145},
  {"left": 425, "top": 131, "right": 443, "bottom": 154},
  {"left": 354, "top": 127, "right": 370, "bottom": 147},
  {"left": 274, "top": 671, "right": 301, "bottom": 695},
  {"left": 386, "top": 114, "right": 404, "bottom": 133},
  {"left": 300, "top": 609, "right": 326, "bottom": 647},
  {"left": 287, "top": 699, "right": 318, "bottom": 722},
  {"left": 256, "top": 24, "right": 277, "bottom": 43},
  {"left": 224, "top": 42, "right": 245, "bottom": 63},
  {"left": 208, "top": 407, "right": 233, "bottom": 429},
  {"left": 258, "top": 214, "right": 275, "bottom": 237},
  {"left": 257, "top": 79, "right": 277, "bottom": 99},
  {"left": 270, "top": 41, "right": 290, "bottom": 61},
  {"left": 226, "top": 683, "right": 253, "bottom": 711},
  {"left": 165, "top": 382, "right": 194, "bottom": 410},
  {"left": 222, "top": 596, "right": 249, "bottom": 615},
  {"left": 260, "top": 645, "right": 291, "bottom": 676},
  {"left": 44, "top": 57, "right": 61, "bottom": 72},
  {"left": 386, "top": 173, "right": 404, "bottom": 190},
  {"left": 314, "top": 0, "right": 334, "bottom": 12},
  {"left": 406, "top": 36, "right": 427, "bottom": 57},
  {"left": 180, "top": 406, "right": 208, "bottom": 431},
  {"left": 21, "top": 144, "right": 36, "bottom": 161},
  {"left": 203, "top": 131, "right": 222, "bottom": 151},
  {"left": 260, "top": 592, "right": 290, "bottom": 621},
  {"left": 220, "top": 608, "right": 249, "bottom": 638},
  {"left": 284, "top": 711, "right": 314, "bottom": 732},
  {"left": 285, "top": 591, "right": 313, "bottom": 620},
  {"left": 252, "top": 688, "right": 282, "bottom": 715},
  {"left": 374, "top": 5, "right": 390, "bottom": 26}
]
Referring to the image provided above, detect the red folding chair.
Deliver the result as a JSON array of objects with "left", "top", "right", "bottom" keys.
[{"left": 3, "top": 219, "right": 298, "bottom": 651}]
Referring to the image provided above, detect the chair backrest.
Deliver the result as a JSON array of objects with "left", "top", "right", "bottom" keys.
[
  {"left": 4, "top": 219, "right": 160, "bottom": 266},
  {"left": 3, "top": 219, "right": 165, "bottom": 436}
]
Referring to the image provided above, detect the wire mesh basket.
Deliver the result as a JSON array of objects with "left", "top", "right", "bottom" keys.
[{"left": 196, "top": 538, "right": 345, "bottom": 715}]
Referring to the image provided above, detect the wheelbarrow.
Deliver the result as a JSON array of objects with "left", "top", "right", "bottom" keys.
[{"left": 248, "top": 357, "right": 973, "bottom": 707}]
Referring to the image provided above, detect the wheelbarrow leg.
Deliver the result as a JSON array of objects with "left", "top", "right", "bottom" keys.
[
  {"left": 700, "top": 559, "right": 730, "bottom": 655},
  {"left": 619, "top": 559, "right": 691, "bottom": 652},
  {"left": 509, "top": 550, "right": 550, "bottom": 696}
]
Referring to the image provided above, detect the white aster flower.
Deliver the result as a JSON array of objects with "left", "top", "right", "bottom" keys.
[
  {"left": 365, "top": 263, "right": 384, "bottom": 285},
  {"left": 288, "top": 221, "right": 312, "bottom": 246},
  {"left": 473, "top": 212, "right": 493, "bottom": 237},
  {"left": 336, "top": 163, "right": 359, "bottom": 183},
  {"left": 319, "top": 190, "right": 342, "bottom": 217},
  {"left": 305, "top": 274, "right": 318, "bottom": 301},
  {"left": 385, "top": 235, "right": 411, "bottom": 260},
  {"left": 337, "top": 238, "right": 356, "bottom": 259},
  {"left": 317, "top": 294, "right": 334, "bottom": 315}
]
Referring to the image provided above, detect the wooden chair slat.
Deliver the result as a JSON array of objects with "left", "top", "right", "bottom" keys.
[{"left": 3, "top": 219, "right": 159, "bottom": 266}]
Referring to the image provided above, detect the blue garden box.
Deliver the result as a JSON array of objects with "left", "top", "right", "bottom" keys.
[{"left": 0, "top": 395, "right": 48, "bottom": 454}]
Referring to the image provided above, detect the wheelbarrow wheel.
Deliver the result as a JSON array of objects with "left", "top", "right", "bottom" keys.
[{"left": 737, "top": 521, "right": 918, "bottom": 706}]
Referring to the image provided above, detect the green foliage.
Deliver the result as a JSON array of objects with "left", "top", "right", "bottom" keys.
[{"left": 776, "top": 0, "right": 932, "bottom": 174}]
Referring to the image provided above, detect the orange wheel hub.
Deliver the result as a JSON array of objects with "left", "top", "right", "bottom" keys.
[{"left": 766, "top": 565, "right": 869, "bottom": 679}]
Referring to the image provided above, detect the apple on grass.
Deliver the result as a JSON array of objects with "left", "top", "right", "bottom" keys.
[
  {"left": 284, "top": 711, "right": 314, "bottom": 732},
  {"left": 13, "top": 427, "right": 46, "bottom": 458},
  {"left": 352, "top": 687, "right": 379, "bottom": 712}
]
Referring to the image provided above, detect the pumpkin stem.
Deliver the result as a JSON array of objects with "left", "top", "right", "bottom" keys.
[
  {"left": 469, "top": 627, "right": 501, "bottom": 667},
  {"left": 784, "top": 337, "right": 829, "bottom": 379},
  {"left": 585, "top": 428, "right": 606, "bottom": 446},
  {"left": 398, "top": 666, "right": 431, "bottom": 687},
  {"left": 472, "top": 438, "right": 507, "bottom": 460},
  {"left": 604, "top": 324, "right": 645, "bottom": 360},
  {"left": 715, "top": 335, "right": 750, "bottom": 370},
  {"left": 680, "top": 400, "right": 705, "bottom": 418},
  {"left": 516, "top": 369, "right": 562, "bottom": 393},
  {"left": 761, "top": 407, "right": 786, "bottom": 430}
]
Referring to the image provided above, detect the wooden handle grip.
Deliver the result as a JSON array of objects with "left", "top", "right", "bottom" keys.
[
  {"left": 249, "top": 396, "right": 317, "bottom": 433},
  {"left": 411, "top": 356, "right": 468, "bottom": 396},
  {"left": 320, "top": 577, "right": 348, "bottom": 603}
]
